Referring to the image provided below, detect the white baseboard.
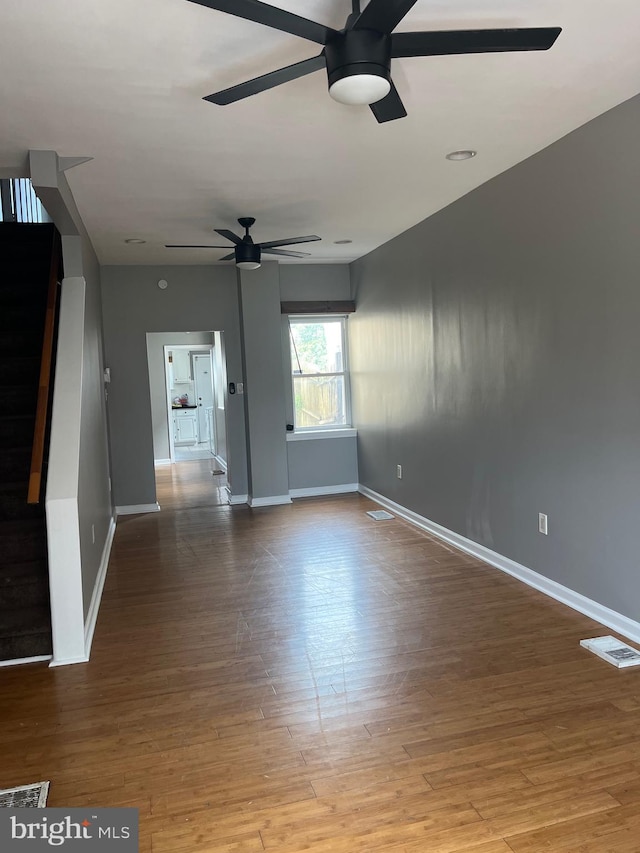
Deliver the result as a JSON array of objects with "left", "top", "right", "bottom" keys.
[
  {"left": 116, "top": 503, "right": 160, "bottom": 516},
  {"left": 359, "top": 485, "right": 640, "bottom": 647},
  {"left": 249, "top": 495, "right": 292, "bottom": 507},
  {"left": 154, "top": 458, "right": 171, "bottom": 466},
  {"left": 0, "top": 655, "right": 52, "bottom": 669},
  {"left": 290, "top": 483, "right": 359, "bottom": 499},
  {"left": 226, "top": 487, "right": 248, "bottom": 505},
  {"left": 49, "top": 654, "right": 90, "bottom": 667},
  {"left": 84, "top": 515, "right": 116, "bottom": 659},
  {"left": 214, "top": 455, "right": 227, "bottom": 472}
]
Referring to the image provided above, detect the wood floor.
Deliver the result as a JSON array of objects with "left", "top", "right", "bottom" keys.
[{"left": 2, "top": 460, "right": 640, "bottom": 852}]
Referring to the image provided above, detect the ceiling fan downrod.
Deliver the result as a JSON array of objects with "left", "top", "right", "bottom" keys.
[{"left": 345, "top": 0, "right": 361, "bottom": 30}]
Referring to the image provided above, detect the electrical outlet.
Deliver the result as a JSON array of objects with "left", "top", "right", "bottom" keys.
[
  {"left": 538, "top": 513, "right": 548, "bottom": 535},
  {"left": 396, "top": 464, "right": 402, "bottom": 479}
]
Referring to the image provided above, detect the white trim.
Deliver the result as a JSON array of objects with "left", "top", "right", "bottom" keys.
[
  {"left": 116, "top": 503, "right": 160, "bottom": 516},
  {"left": 46, "top": 277, "right": 87, "bottom": 668},
  {"left": 287, "top": 428, "right": 357, "bottom": 441},
  {"left": 83, "top": 516, "right": 116, "bottom": 658},
  {"left": 359, "top": 485, "right": 640, "bottom": 647},
  {"left": 154, "top": 458, "right": 172, "bottom": 466},
  {"left": 49, "top": 654, "right": 90, "bottom": 668},
  {"left": 163, "top": 344, "right": 176, "bottom": 464},
  {"left": 0, "top": 655, "right": 52, "bottom": 669},
  {"left": 249, "top": 495, "right": 292, "bottom": 507},
  {"left": 290, "top": 483, "right": 359, "bottom": 498},
  {"left": 226, "top": 487, "right": 248, "bottom": 505},
  {"left": 214, "top": 455, "right": 227, "bottom": 472}
]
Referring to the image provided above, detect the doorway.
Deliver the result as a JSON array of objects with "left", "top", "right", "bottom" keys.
[
  {"left": 146, "top": 330, "right": 229, "bottom": 487},
  {"left": 166, "top": 345, "right": 215, "bottom": 462}
]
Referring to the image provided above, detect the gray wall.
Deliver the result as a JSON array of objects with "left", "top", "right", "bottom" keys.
[
  {"left": 238, "top": 263, "right": 290, "bottom": 502},
  {"left": 146, "top": 331, "right": 214, "bottom": 462},
  {"left": 102, "top": 262, "right": 356, "bottom": 507},
  {"left": 279, "top": 264, "right": 351, "bottom": 301},
  {"left": 50, "top": 167, "right": 112, "bottom": 621},
  {"left": 350, "top": 92, "right": 640, "bottom": 623},
  {"left": 287, "top": 436, "right": 358, "bottom": 491},
  {"left": 100, "top": 265, "right": 247, "bottom": 506},
  {"left": 73, "top": 237, "right": 112, "bottom": 617}
]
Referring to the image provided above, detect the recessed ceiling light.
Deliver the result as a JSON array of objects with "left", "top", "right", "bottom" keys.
[
  {"left": 446, "top": 150, "right": 477, "bottom": 161},
  {"left": 124, "top": 238, "right": 146, "bottom": 244},
  {"left": 334, "top": 239, "right": 353, "bottom": 244}
]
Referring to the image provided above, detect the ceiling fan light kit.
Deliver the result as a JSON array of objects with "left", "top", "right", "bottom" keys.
[
  {"left": 187, "top": 0, "right": 561, "bottom": 124},
  {"left": 329, "top": 74, "right": 390, "bottom": 106}
]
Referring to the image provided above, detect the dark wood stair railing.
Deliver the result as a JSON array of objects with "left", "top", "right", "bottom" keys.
[{"left": 27, "top": 231, "right": 61, "bottom": 505}]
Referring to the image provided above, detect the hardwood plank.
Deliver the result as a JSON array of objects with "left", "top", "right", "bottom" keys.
[
  {"left": 2, "top": 460, "right": 640, "bottom": 853},
  {"left": 504, "top": 803, "right": 640, "bottom": 853}
]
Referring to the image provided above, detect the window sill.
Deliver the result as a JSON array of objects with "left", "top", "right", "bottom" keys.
[{"left": 286, "top": 428, "right": 357, "bottom": 442}]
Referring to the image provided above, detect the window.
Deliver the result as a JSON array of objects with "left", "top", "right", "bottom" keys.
[{"left": 289, "top": 316, "right": 350, "bottom": 430}]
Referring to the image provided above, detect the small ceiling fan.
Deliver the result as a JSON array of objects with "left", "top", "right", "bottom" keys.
[
  {"left": 187, "top": 0, "right": 562, "bottom": 123},
  {"left": 166, "top": 217, "right": 321, "bottom": 269}
]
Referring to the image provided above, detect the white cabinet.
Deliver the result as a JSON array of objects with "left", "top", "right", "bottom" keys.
[
  {"left": 173, "top": 409, "right": 198, "bottom": 445},
  {"left": 171, "top": 349, "right": 192, "bottom": 383}
]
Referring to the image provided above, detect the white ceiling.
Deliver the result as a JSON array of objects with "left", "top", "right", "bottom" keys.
[{"left": 1, "top": 0, "right": 640, "bottom": 265}]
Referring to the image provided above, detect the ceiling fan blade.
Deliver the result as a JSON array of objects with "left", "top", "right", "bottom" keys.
[
  {"left": 214, "top": 228, "right": 243, "bottom": 243},
  {"left": 186, "top": 0, "right": 339, "bottom": 45},
  {"left": 165, "top": 244, "right": 235, "bottom": 248},
  {"left": 219, "top": 252, "right": 237, "bottom": 261},
  {"left": 258, "top": 235, "right": 321, "bottom": 249},
  {"left": 205, "top": 54, "right": 326, "bottom": 105},
  {"left": 351, "top": 0, "right": 418, "bottom": 34},
  {"left": 262, "top": 248, "right": 312, "bottom": 258},
  {"left": 369, "top": 80, "right": 407, "bottom": 123},
  {"left": 391, "top": 27, "right": 562, "bottom": 58}
]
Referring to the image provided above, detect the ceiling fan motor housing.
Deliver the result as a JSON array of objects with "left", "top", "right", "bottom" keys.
[
  {"left": 325, "top": 29, "right": 392, "bottom": 96},
  {"left": 235, "top": 241, "right": 261, "bottom": 267}
]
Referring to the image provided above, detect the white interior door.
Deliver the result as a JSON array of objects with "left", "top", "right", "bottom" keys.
[{"left": 193, "top": 352, "right": 214, "bottom": 446}]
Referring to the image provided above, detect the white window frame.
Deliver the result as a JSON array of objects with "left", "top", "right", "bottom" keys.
[{"left": 288, "top": 314, "right": 352, "bottom": 432}]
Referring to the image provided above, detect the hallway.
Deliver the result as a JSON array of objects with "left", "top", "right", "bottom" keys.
[
  {"left": 1, "top": 466, "right": 640, "bottom": 852},
  {"left": 155, "top": 458, "right": 228, "bottom": 510}
]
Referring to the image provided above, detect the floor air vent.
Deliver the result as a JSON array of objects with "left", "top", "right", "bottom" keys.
[
  {"left": 367, "top": 510, "right": 394, "bottom": 520},
  {"left": 0, "top": 781, "right": 50, "bottom": 807},
  {"left": 580, "top": 636, "right": 640, "bottom": 669}
]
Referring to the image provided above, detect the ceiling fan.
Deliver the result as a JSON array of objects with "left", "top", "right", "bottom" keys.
[
  {"left": 187, "top": 0, "right": 562, "bottom": 123},
  {"left": 166, "top": 217, "right": 321, "bottom": 269}
]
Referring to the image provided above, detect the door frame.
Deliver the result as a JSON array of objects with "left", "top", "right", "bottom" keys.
[
  {"left": 163, "top": 344, "right": 215, "bottom": 464},
  {"left": 163, "top": 345, "right": 177, "bottom": 463}
]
